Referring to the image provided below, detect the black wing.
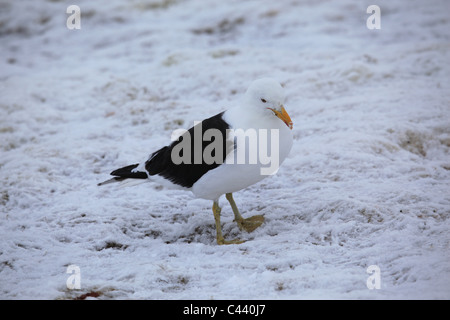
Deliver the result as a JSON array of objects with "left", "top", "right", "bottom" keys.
[{"left": 145, "top": 111, "right": 231, "bottom": 188}]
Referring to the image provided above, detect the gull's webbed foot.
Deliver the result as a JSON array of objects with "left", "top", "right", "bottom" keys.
[
  {"left": 226, "top": 193, "right": 265, "bottom": 233},
  {"left": 237, "top": 215, "right": 265, "bottom": 233},
  {"left": 216, "top": 237, "right": 246, "bottom": 245}
]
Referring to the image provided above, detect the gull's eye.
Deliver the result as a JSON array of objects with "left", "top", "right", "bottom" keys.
[{"left": 261, "top": 98, "right": 267, "bottom": 103}]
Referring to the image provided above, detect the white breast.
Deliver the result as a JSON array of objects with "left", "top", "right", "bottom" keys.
[{"left": 192, "top": 108, "right": 293, "bottom": 200}]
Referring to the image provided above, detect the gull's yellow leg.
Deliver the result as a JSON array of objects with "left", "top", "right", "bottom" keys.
[
  {"left": 212, "top": 200, "right": 244, "bottom": 245},
  {"left": 225, "top": 193, "right": 264, "bottom": 233}
]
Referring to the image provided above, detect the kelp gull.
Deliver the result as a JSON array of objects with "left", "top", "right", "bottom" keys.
[{"left": 99, "top": 78, "right": 293, "bottom": 244}]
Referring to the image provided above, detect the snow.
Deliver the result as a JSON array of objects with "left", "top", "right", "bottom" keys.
[{"left": 1, "top": 0, "right": 449, "bottom": 299}]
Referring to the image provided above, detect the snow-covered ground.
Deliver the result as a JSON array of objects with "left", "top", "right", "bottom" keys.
[{"left": 1, "top": 0, "right": 449, "bottom": 299}]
